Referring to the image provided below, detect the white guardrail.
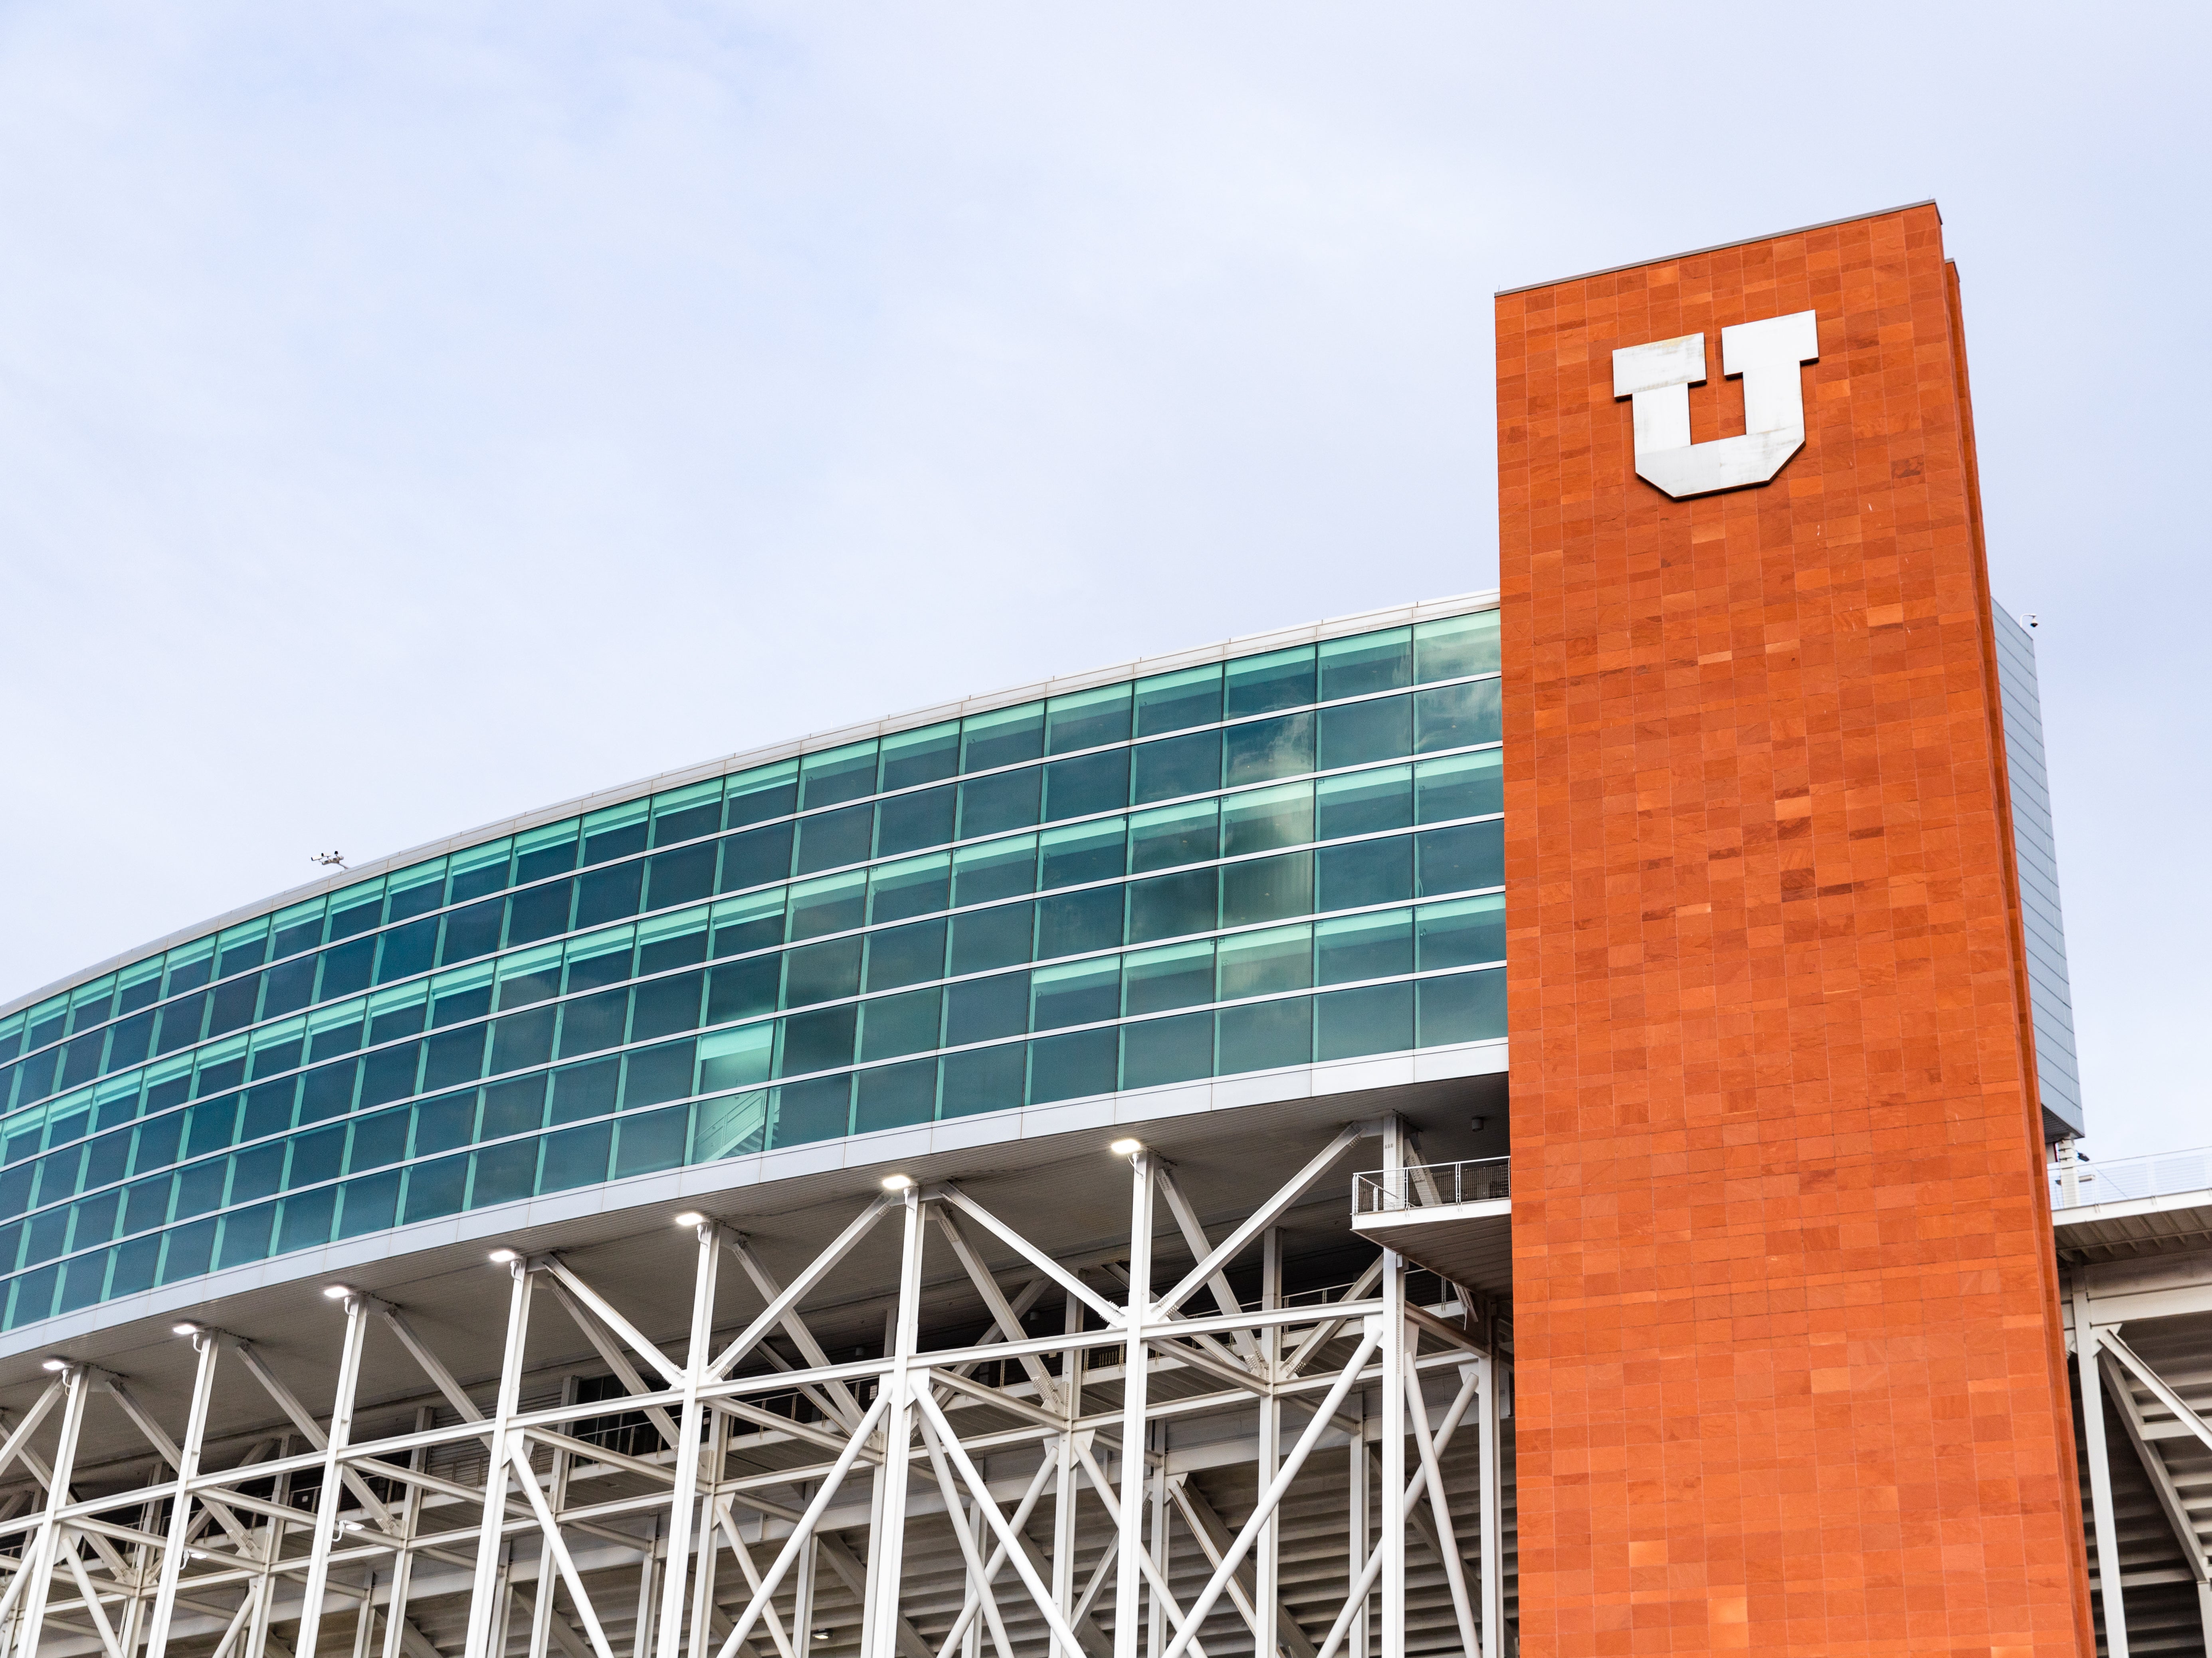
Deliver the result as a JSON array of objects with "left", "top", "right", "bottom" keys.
[
  {"left": 1353, "top": 1157, "right": 1510, "bottom": 1215},
  {"left": 2050, "top": 1145, "right": 2212, "bottom": 1210}
]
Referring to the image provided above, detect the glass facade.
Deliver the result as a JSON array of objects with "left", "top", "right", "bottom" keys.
[{"left": 0, "top": 608, "right": 1505, "bottom": 1332}]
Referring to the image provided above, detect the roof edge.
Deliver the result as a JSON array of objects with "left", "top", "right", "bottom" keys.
[
  {"left": 1494, "top": 200, "right": 1941, "bottom": 298},
  {"left": 4, "top": 588, "right": 1503, "bottom": 1023}
]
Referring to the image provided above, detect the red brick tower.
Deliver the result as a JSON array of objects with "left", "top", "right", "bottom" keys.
[{"left": 1497, "top": 204, "right": 2095, "bottom": 1658}]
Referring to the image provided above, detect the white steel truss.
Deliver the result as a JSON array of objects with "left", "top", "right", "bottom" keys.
[{"left": 0, "top": 1116, "right": 1513, "bottom": 1658}]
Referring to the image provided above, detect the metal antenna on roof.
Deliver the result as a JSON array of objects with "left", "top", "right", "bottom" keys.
[{"left": 311, "top": 850, "right": 349, "bottom": 870}]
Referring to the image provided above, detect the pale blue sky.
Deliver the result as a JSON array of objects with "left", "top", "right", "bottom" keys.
[{"left": 2, "top": 4, "right": 2204, "bottom": 1158}]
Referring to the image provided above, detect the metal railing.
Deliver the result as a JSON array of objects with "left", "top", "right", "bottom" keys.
[
  {"left": 2049, "top": 1145, "right": 2212, "bottom": 1210},
  {"left": 1353, "top": 1156, "right": 1510, "bottom": 1215}
]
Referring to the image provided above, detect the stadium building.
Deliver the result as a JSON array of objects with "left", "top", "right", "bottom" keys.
[{"left": 0, "top": 201, "right": 2205, "bottom": 1658}]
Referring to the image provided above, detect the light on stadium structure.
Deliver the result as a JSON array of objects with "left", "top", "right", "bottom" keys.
[
  {"left": 880, "top": 1174, "right": 914, "bottom": 1191},
  {"left": 40, "top": 1358, "right": 66, "bottom": 1372},
  {"left": 171, "top": 1322, "right": 201, "bottom": 1337},
  {"left": 487, "top": 1248, "right": 520, "bottom": 1264},
  {"left": 321, "top": 1285, "right": 352, "bottom": 1300},
  {"left": 1109, "top": 1138, "right": 1144, "bottom": 1156},
  {"left": 672, "top": 1211, "right": 706, "bottom": 1228}
]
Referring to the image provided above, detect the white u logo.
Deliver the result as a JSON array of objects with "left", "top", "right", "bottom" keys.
[{"left": 1612, "top": 311, "right": 1819, "bottom": 499}]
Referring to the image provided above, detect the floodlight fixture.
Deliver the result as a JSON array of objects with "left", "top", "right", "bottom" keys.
[
  {"left": 673, "top": 1211, "right": 707, "bottom": 1228},
  {"left": 1109, "top": 1138, "right": 1145, "bottom": 1156},
  {"left": 880, "top": 1174, "right": 915, "bottom": 1191}
]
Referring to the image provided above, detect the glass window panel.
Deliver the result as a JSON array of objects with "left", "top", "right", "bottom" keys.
[
  {"left": 403, "top": 1155, "right": 468, "bottom": 1224},
  {"left": 384, "top": 860, "right": 450, "bottom": 923},
  {"left": 724, "top": 761, "right": 798, "bottom": 829},
  {"left": 158, "top": 1220, "right": 217, "bottom": 1286},
  {"left": 794, "top": 804, "right": 874, "bottom": 874},
  {"left": 1128, "top": 800, "right": 1218, "bottom": 873},
  {"left": 622, "top": 1039, "right": 697, "bottom": 1108},
  {"left": 793, "top": 741, "right": 877, "bottom": 814},
  {"left": 558, "top": 989, "right": 629, "bottom": 1059},
  {"left": 506, "top": 880, "right": 576, "bottom": 948},
  {"left": 1040, "top": 819, "right": 1126, "bottom": 890},
  {"left": 869, "top": 853, "right": 950, "bottom": 925},
  {"left": 307, "top": 1000, "right": 366, "bottom": 1062},
  {"left": 1216, "top": 997, "right": 1311, "bottom": 1075},
  {"left": 212, "top": 917, "right": 263, "bottom": 981},
  {"left": 1120, "top": 1012, "right": 1212, "bottom": 1090},
  {"left": 574, "top": 864, "right": 644, "bottom": 931},
  {"left": 539, "top": 1121, "right": 614, "bottom": 1192},
  {"left": 268, "top": 901, "right": 328, "bottom": 966},
  {"left": 374, "top": 917, "right": 440, "bottom": 986},
  {"left": 1028, "top": 1027, "right": 1116, "bottom": 1104},
  {"left": 1318, "top": 695, "right": 1411, "bottom": 771},
  {"left": 1418, "top": 969, "right": 1505, "bottom": 1045},
  {"left": 1416, "top": 822, "right": 1504, "bottom": 897},
  {"left": 217, "top": 1202, "right": 277, "bottom": 1269},
  {"left": 123, "top": 1172, "right": 174, "bottom": 1234},
  {"left": 325, "top": 884, "right": 385, "bottom": 944},
  {"left": 550, "top": 1058, "right": 620, "bottom": 1124},
  {"left": 698, "top": 1024, "right": 774, "bottom": 1094},
  {"left": 81, "top": 1129, "right": 130, "bottom": 1193},
  {"left": 496, "top": 945, "right": 566, "bottom": 1011},
  {"left": 367, "top": 983, "right": 429, "bottom": 1044},
  {"left": 336, "top": 1171, "right": 402, "bottom": 1238},
  {"left": 646, "top": 842, "right": 718, "bottom": 912},
  {"left": 582, "top": 800, "right": 650, "bottom": 866},
  {"left": 438, "top": 899, "right": 505, "bottom": 969},
  {"left": 853, "top": 1062, "right": 935, "bottom": 1133},
  {"left": 0, "top": 1012, "right": 19, "bottom": 1066},
  {"left": 959, "top": 767, "right": 1042, "bottom": 840},
  {"left": 58, "top": 1033, "right": 108, "bottom": 1092},
  {"left": 651, "top": 779, "right": 725, "bottom": 847},
  {"left": 1414, "top": 751, "right": 1503, "bottom": 823},
  {"left": 718, "top": 822, "right": 794, "bottom": 892},
  {"left": 1317, "top": 837, "right": 1413, "bottom": 913},
  {"left": 1218, "top": 925, "right": 1313, "bottom": 1001},
  {"left": 489, "top": 1008, "right": 556, "bottom": 1075},
  {"left": 638, "top": 907, "right": 710, "bottom": 976},
  {"left": 430, "top": 962, "right": 495, "bottom": 1028},
  {"left": 709, "top": 892, "right": 785, "bottom": 959},
  {"left": 949, "top": 904, "right": 1034, "bottom": 977},
  {"left": 1316, "top": 909, "right": 1413, "bottom": 985},
  {"left": 1220, "top": 852, "right": 1312, "bottom": 929},
  {"left": 513, "top": 822, "right": 579, "bottom": 885},
  {"left": 1126, "top": 868, "right": 1218, "bottom": 945},
  {"left": 412, "top": 1092, "right": 477, "bottom": 1158},
  {"left": 356, "top": 1044, "right": 421, "bottom": 1112},
  {"left": 880, "top": 721, "right": 960, "bottom": 792},
  {"left": 1413, "top": 680, "right": 1502, "bottom": 754},
  {"left": 939, "top": 1045, "right": 1023, "bottom": 1119},
  {"left": 1317, "top": 766, "right": 1412, "bottom": 840},
  {"left": 103, "top": 1009, "right": 156, "bottom": 1073},
  {"left": 1225, "top": 646, "right": 1315, "bottom": 718},
  {"left": 1031, "top": 959, "right": 1119, "bottom": 1032},
  {"left": 154, "top": 994, "right": 210, "bottom": 1057},
  {"left": 1036, "top": 888, "right": 1123, "bottom": 961},
  {"left": 786, "top": 872, "right": 867, "bottom": 941},
  {"left": 115, "top": 957, "right": 166, "bottom": 1016},
  {"left": 163, "top": 940, "right": 217, "bottom": 997},
  {"left": 182, "top": 1098, "right": 239, "bottom": 1161},
  {"left": 865, "top": 919, "right": 947, "bottom": 993},
  {"left": 944, "top": 973, "right": 1030, "bottom": 1047},
  {"left": 286, "top": 1125, "right": 347, "bottom": 1191},
  {"left": 1131, "top": 730, "right": 1221, "bottom": 805},
  {"left": 1046, "top": 684, "right": 1132, "bottom": 754},
  {"left": 91, "top": 1074, "right": 143, "bottom": 1133},
  {"left": 446, "top": 839, "right": 513, "bottom": 905},
  {"left": 875, "top": 785, "right": 956, "bottom": 859},
  {"left": 279, "top": 1190, "right": 339, "bottom": 1255},
  {"left": 480, "top": 1074, "right": 548, "bottom": 1139},
  {"left": 317, "top": 938, "right": 376, "bottom": 1003},
  {"left": 859, "top": 988, "right": 943, "bottom": 1062},
  {"left": 297, "top": 1061, "right": 356, "bottom": 1122},
  {"left": 1123, "top": 942, "right": 1212, "bottom": 1016},
  {"left": 776, "top": 1009, "right": 855, "bottom": 1078},
  {"left": 564, "top": 926, "right": 637, "bottom": 993},
  {"left": 770, "top": 1076, "right": 853, "bottom": 1146},
  {"left": 1413, "top": 610, "right": 1500, "bottom": 682},
  {"left": 1135, "top": 664, "right": 1222, "bottom": 737},
  {"left": 707, "top": 958, "right": 780, "bottom": 1026},
  {"left": 1223, "top": 712, "right": 1314, "bottom": 787},
  {"left": 1417, "top": 895, "right": 1505, "bottom": 970},
  {"left": 782, "top": 939, "right": 862, "bottom": 1009},
  {"left": 113, "top": 1235, "right": 163, "bottom": 1299},
  {"left": 230, "top": 1142, "right": 287, "bottom": 1204},
  {"left": 421, "top": 1025, "right": 485, "bottom": 1094},
  {"left": 1043, "top": 751, "right": 1129, "bottom": 822},
  {"left": 953, "top": 837, "right": 1036, "bottom": 907},
  {"left": 613, "top": 1106, "right": 687, "bottom": 1179},
  {"left": 347, "top": 1107, "right": 411, "bottom": 1174},
  {"left": 1315, "top": 981, "right": 1414, "bottom": 1061},
  {"left": 1320, "top": 629, "right": 1411, "bottom": 702},
  {"left": 1222, "top": 782, "right": 1313, "bottom": 858},
  {"left": 961, "top": 703, "right": 1044, "bottom": 773}
]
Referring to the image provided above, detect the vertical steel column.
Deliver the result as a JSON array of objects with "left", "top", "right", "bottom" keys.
[
  {"left": 1053, "top": 1289, "right": 1084, "bottom": 1637},
  {"left": 466, "top": 1261, "right": 537, "bottom": 1658},
  {"left": 352, "top": 1571, "right": 379, "bottom": 1658},
  {"left": 687, "top": 1412, "right": 732, "bottom": 1658},
  {"left": 632, "top": 1518, "right": 661, "bottom": 1658},
  {"left": 1256, "top": 1229, "right": 1281, "bottom": 1658},
  {"left": 2072, "top": 1284, "right": 2129, "bottom": 1658},
  {"left": 1378, "top": 1119, "right": 1407, "bottom": 1658},
  {"left": 790, "top": 1521, "right": 817, "bottom": 1658},
  {"left": 145, "top": 1333, "right": 220, "bottom": 1658},
  {"left": 659, "top": 1222, "right": 725, "bottom": 1658},
  {"left": 863, "top": 1188, "right": 925, "bottom": 1658},
  {"left": 380, "top": 1407, "right": 433, "bottom": 1658},
  {"left": 17, "top": 1361, "right": 92, "bottom": 1656},
  {"left": 298, "top": 1293, "right": 373, "bottom": 1658},
  {"left": 1477, "top": 1357, "right": 1502, "bottom": 1658},
  {"left": 1349, "top": 1393, "right": 1368, "bottom": 1658},
  {"left": 1115, "top": 1149, "right": 1157, "bottom": 1658}
]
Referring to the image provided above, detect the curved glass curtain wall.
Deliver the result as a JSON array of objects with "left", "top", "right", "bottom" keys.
[{"left": 0, "top": 612, "right": 1506, "bottom": 1333}]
